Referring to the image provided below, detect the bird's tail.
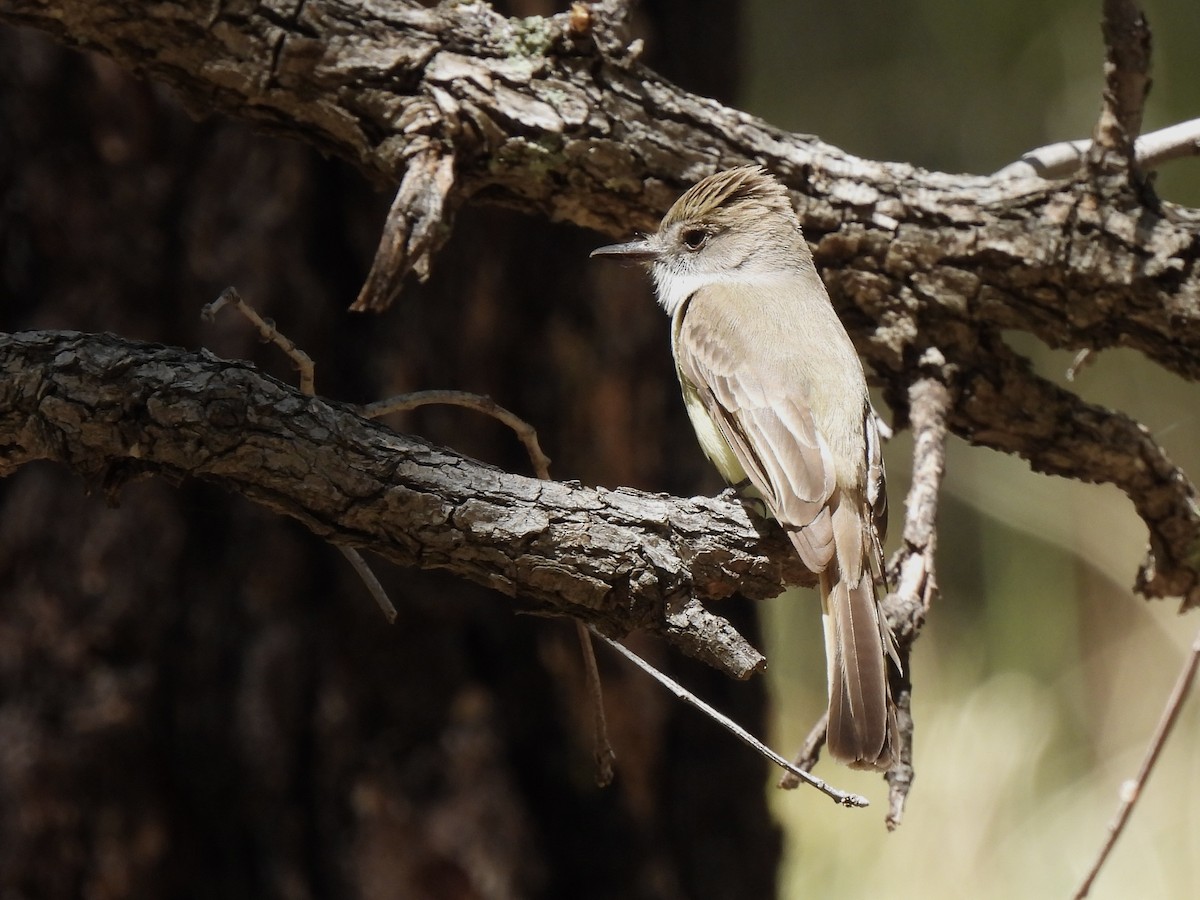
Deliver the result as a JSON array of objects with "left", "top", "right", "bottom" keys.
[{"left": 818, "top": 500, "right": 898, "bottom": 771}]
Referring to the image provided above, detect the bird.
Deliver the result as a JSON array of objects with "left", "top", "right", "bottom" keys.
[{"left": 591, "top": 165, "right": 897, "bottom": 770}]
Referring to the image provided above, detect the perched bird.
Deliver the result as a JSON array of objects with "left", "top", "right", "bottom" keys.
[{"left": 592, "top": 165, "right": 897, "bottom": 770}]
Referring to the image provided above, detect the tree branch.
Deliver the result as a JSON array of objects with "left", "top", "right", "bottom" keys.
[
  {"left": 0, "top": 329, "right": 816, "bottom": 678},
  {"left": 884, "top": 371, "right": 951, "bottom": 828},
  {"left": 993, "top": 117, "right": 1200, "bottom": 180},
  {"left": 1090, "top": 0, "right": 1152, "bottom": 168},
  {"left": 1, "top": 3, "right": 1198, "bottom": 614},
  {"left": 933, "top": 330, "right": 1200, "bottom": 609},
  {"left": 2, "top": 1, "right": 1197, "bottom": 385}
]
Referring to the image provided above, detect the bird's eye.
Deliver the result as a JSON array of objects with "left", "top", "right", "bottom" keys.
[{"left": 681, "top": 228, "right": 708, "bottom": 251}]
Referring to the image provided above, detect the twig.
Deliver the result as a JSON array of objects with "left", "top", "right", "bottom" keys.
[
  {"left": 992, "top": 117, "right": 1200, "bottom": 180},
  {"left": 1073, "top": 625, "right": 1200, "bottom": 898},
  {"left": 202, "top": 288, "right": 396, "bottom": 623},
  {"left": 362, "top": 390, "right": 552, "bottom": 479},
  {"left": 339, "top": 545, "right": 398, "bottom": 624},
  {"left": 883, "top": 372, "right": 951, "bottom": 829},
  {"left": 778, "top": 370, "right": 951, "bottom": 818},
  {"left": 591, "top": 628, "right": 868, "bottom": 808},
  {"left": 575, "top": 621, "right": 616, "bottom": 786},
  {"left": 1090, "top": 0, "right": 1152, "bottom": 171},
  {"left": 778, "top": 712, "right": 828, "bottom": 787},
  {"left": 367, "top": 387, "right": 616, "bottom": 780},
  {"left": 201, "top": 287, "right": 315, "bottom": 395}
]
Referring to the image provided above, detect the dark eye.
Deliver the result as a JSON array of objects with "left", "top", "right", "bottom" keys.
[{"left": 681, "top": 228, "right": 708, "bottom": 251}]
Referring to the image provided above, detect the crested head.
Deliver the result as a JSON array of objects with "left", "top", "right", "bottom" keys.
[
  {"left": 590, "top": 166, "right": 815, "bottom": 316},
  {"left": 660, "top": 165, "right": 799, "bottom": 234}
]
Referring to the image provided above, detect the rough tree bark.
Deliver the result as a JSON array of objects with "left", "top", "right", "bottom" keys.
[
  {"left": 0, "top": 329, "right": 807, "bottom": 677},
  {"left": 2, "top": 0, "right": 1197, "bottom": 608}
]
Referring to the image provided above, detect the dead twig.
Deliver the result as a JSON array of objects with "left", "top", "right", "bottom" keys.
[
  {"left": 339, "top": 544, "right": 398, "bottom": 625},
  {"left": 883, "top": 372, "right": 951, "bottom": 829},
  {"left": 202, "top": 288, "right": 397, "bottom": 623},
  {"left": 201, "top": 288, "right": 315, "bottom": 396},
  {"left": 593, "top": 628, "right": 868, "bottom": 809},
  {"left": 1073, "top": 625, "right": 1200, "bottom": 897},
  {"left": 1089, "top": 0, "right": 1152, "bottom": 171},
  {"left": 779, "top": 369, "right": 951, "bottom": 820},
  {"left": 992, "top": 117, "right": 1200, "bottom": 181},
  {"left": 363, "top": 390, "right": 552, "bottom": 479}
]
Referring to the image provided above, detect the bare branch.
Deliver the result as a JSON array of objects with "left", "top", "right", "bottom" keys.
[
  {"left": 993, "top": 117, "right": 1200, "bottom": 180},
  {"left": 937, "top": 331, "right": 1200, "bottom": 610},
  {"left": 364, "top": 390, "right": 552, "bottom": 480},
  {"left": 0, "top": 330, "right": 818, "bottom": 678},
  {"left": 592, "top": 629, "right": 869, "bottom": 808},
  {"left": 1090, "top": 0, "right": 1153, "bottom": 168},
  {"left": 1073, "top": 626, "right": 1200, "bottom": 897},
  {"left": 777, "top": 371, "right": 952, "bottom": 810},
  {"left": 884, "top": 371, "right": 952, "bottom": 829},
  {"left": 4, "top": 0, "right": 1198, "bottom": 401}
]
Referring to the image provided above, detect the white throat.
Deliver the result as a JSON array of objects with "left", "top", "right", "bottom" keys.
[{"left": 652, "top": 267, "right": 793, "bottom": 317}]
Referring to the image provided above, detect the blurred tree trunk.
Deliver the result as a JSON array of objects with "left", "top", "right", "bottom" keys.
[{"left": 0, "top": 4, "right": 782, "bottom": 899}]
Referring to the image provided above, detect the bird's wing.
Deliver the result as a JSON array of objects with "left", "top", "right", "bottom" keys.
[{"left": 674, "top": 291, "right": 838, "bottom": 572}]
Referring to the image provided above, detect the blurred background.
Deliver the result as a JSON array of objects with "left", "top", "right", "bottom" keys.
[{"left": 1, "top": 1, "right": 1197, "bottom": 898}]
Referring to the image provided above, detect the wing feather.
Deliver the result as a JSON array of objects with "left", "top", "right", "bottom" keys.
[{"left": 674, "top": 291, "right": 837, "bottom": 571}]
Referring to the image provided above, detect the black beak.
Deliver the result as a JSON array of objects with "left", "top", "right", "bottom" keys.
[{"left": 590, "top": 238, "right": 657, "bottom": 262}]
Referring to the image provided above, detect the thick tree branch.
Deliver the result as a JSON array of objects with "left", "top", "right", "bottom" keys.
[
  {"left": 1, "top": 1, "right": 1197, "bottom": 376},
  {"left": 0, "top": 330, "right": 816, "bottom": 678},
  {"left": 2, "top": 2, "right": 1198, "bottom": 608},
  {"left": 936, "top": 330, "right": 1200, "bottom": 608}
]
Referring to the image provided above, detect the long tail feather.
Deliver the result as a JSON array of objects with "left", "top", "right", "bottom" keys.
[{"left": 817, "top": 502, "right": 896, "bottom": 771}]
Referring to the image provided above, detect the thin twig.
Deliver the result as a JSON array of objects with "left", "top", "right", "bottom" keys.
[
  {"left": 575, "top": 621, "right": 616, "bottom": 786},
  {"left": 202, "top": 288, "right": 396, "bottom": 623},
  {"left": 369, "top": 387, "right": 615, "bottom": 780},
  {"left": 883, "top": 373, "right": 951, "bottom": 829},
  {"left": 1073, "top": 626, "right": 1200, "bottom": 898},
  {"left": 339, "top": 545, "right": 398, "bottom": 624},
  {"left": 201, "top": 287, "right": 315, "bottom": 395},
  {"left": 778, "top": 711, "right": 828, "bottom": 788},
  {"left": 592, "top": 628, "right": 868, "bottom": 808},
  {"left": 363, "top": 390, "right": 552, "bottom": 479}
]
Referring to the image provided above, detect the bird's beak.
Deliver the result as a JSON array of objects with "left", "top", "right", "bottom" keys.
[{"left": 590, "top": 238, "right": 657, "bottom": 262}]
